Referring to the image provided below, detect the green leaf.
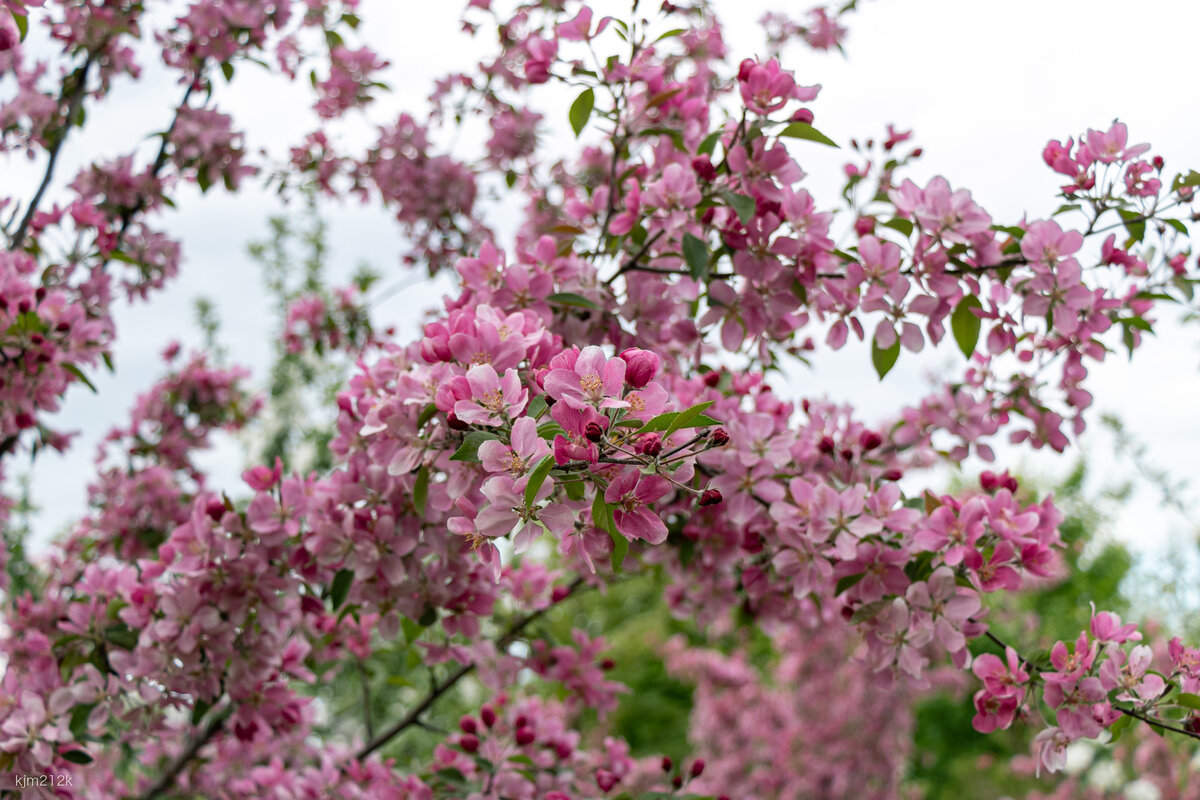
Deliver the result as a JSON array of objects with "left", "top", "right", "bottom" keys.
[
  {"left": 69, "top": 702, "right": 97, "bottom": 738},
  {"left": 638, "top": 411, "right": 680, "bottom": 434},
  {"left": 14, "top": 12, "right": 27, "bottom": 42},
  {"left": 525, "top": 395, "right": 548, "bottom": 420},
  {"left": 778, "top": 122, "right": 839, "bottom": 148},
  {"left": 449, "top": 431, "right": 499, "bottom": 462},
  {"left": 682, "top": 233, "right": 709, "bottom": 281},
  {"left": 834, "top": 572, "right": 865, "bottom": 596},
  {"left": 1165, "top": 218, "right": 1189, "bottom": 235},
  {"left": 329, "top": 569, "right": 353, "bottom": 609},
  {"left": 871, "top": 337, "right": 901, "bottom": 379},
  {"left": 221, "top": 61, "right": 235, "bottom": 82},
  {"left": 1053, "top": 203, "right": 1081, "bottom": 216},
  {"left": 1108, "top": 711, "right": 1134, "bottom": 744},
  {"left": 569, "top": 87, "right": 595, "bottom": 137},
  {"left": 850, "top": 599, "right": 889, "bottom": 624},
  {"left": 413, "top": 465, "right": 429, "bottom": 516},
  {"left": 61, "top": 749, "right": 93, "bottom": 765},
  {"left": 190, "top": 698, "right": 212, "bottom": 726},
  {"left": 1177, "top": 693, "right": 1200, "bottom": 711},
  {"left": 1118, "top": 208, "right": 1146, "bottom": 244},
  {"left": 879, "top": 217, "right": 914, "bottom": 237},
  {"left": 721, "top": 191, "right": 756, "bottom": 225},
  {"left": 664, "top": 401, "right": 716, "bottom": 437},
  {"left": 523, "top": 454, "right": 555, "bottom": 506},
  {"left": 591, "top": 492, "right": 626, "bottom": 569},
  {"left": 547, "top": 292, "right": 599, "bottom": 310},
  {"left": 416, "top": 402, "right": 439, "bottom": 429},
  {"left": 103, "top": 623, "right": 137, "bottom": 650},
  {"left": 697, "top": 130, "right": 723, "bottom": 157},
  {"left": 63, "top": 363, "right": 98, "bottom": 393},
  {"left": 951, "top": 296, "right": 983, "bottom": 359}
]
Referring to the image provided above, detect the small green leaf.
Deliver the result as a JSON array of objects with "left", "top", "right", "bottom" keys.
[
  {"left": 413, "top": 465, "right": 429, "bottom": 516},
  {"left": 103, "top": 624, "right": 137, "bottom": 650},
  {"left": 190, "top": 698, "right": 212, "bottom": 726},
  {"left": 525, "top": 395, "right": 548, "bottom": 419},
  {"left": 664, "top": 400, "right": 716, "bottom": 437},
  {"left": 834, "top": 572, "right": 865, "bottom": 596},
  {"left": 61, "top": 749, "right": 93, "bottom": 765},
  {"left": 850, "top": 599, "right": 889, "bottom": 624},
  {"left": 1108, "top": 711, "right": 1134, "bottom": 743},
  {"left": 638, "top": 411, "right": 680, "bottom": 434},
  {"left": 879, "top": 217, "right": 914, "bottom": 237},
  {"left": 221, "top": 61, "right": 235, "bottom": 82},
  {"left": 523, "top": 454, "right": 555, "bottom": 506},
  {"left": 547, "top": 292, "right": 599, "bottom": 310},
  {"left": 69, "top": 703, "right": 97, "bottom": 738},
  {"left": 871, "top": 337, "right": 901, "bottom": 379},
  {"left": 330, "top": 569, "right": 353, "bottom": 609},
  {"left": 951, "top": 296, "right": 983, "bottom": 359},
  {"left": 721, "top": 191, "right": 756, "bottom": 226},
  {"left": 778, "top": 122, "right": 839, "bottom": 147},
  {"left": 569, "top": 87, "right": 595, "bottom": 137},
  {"left": 416, "top": 402, "right": 438, "bottom": 429},
  {"left": 14, "top": 13, "right": 27, "bottom": 42},
  {"left": 1118, "top": 208, "right": 1146, "bottom": 244},
  {"left": 697, "top": 130, "right": 723, "bottom": 157},
  {"left": 682, "top": 233, "right": 709, "bottom": 281},
  {"left": 1165, "top": 218, "right": 1189, "bottom": 235},
  {"left": 449, "top": 431, "right": 500, "bottom": 462},
  {"left": 63, "top": 363, "right": 98, "bottom": 393},
  {"left": 1177, "top": 693, "right": 1200, "bottom": 711}
]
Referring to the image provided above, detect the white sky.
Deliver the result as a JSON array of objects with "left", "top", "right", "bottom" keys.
[{"left": 11, "top": 0, "right": 1200, "bottom": 568}]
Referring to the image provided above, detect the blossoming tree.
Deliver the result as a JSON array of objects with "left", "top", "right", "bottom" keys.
[{"left": 1, "top": 0, "right": 1199, "bottom": 797}]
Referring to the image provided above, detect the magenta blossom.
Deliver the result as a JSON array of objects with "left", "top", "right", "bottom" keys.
[
  {"left": 604, "top": 469, "right": 671, "bottom": 544},
  {"left": 543, "top": 346, "right": 628, "bottom": 410},
  {"left": 454, "top": 364, "right": 528, "bottom": 426}
]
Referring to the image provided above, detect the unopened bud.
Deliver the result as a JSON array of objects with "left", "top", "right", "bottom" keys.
[
  {"left": 600, "top": 658, "right": 616, "bottom": 670},
  {"left": 619, "top": 348, "right": 660, "bottom": 388},
  {"left": 703, "top": 370, "right": 721, "bottom": 387},
  {"left": 661, "top": 756, "right": 673, "bottom": 773},
  {"left": 459, "top": 734, "right": 480, "bottom": 753},
  {"left": 859, "top": 430, "right": 883, "bottom": 450},
  {"left": 1153, "top": 155, "right": 1165, "bottom": 170},
  {"left": 585, "top": 421, "right": 604, "bottom": 442},
  {"left": 854, "top": 216, "right": 875, "bottom": 236},
  {"left": 459, "top": 716, "right": 477, "bottom": 734},
  {"left": 672, "top": 775, "right": 683, "bottom": 789},
  {"left": 817, "top": 436, "right": 836, "bottom": 454},
  {"left": 516, "top": 726, "right": 536, "bottom": 746},
  {"left": 791, "top": 108, "right": 814, "bottom": 124},
  {"left": 638, "top": 432, "right": 663, "bottom": 456},
  {"left": 710, "top": 428, "right": 730, "bottom": 446},
  {"left": 691, "top": 155, "right": 716, "bottom": 182},
  {"left": 699, "top": 488, "right": 723, "bottom": 507},
  {"left": 481, "top": 705, "right": 496, "bottom": 728},
  {"left": 690, "top": 759, "right": 705, "bottom": 778}
]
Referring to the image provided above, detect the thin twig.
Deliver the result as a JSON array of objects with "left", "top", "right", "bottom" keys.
[
  {"left": 354, "top": 577, "right": 587, "bottom": 761},
  {"left": 136, "top": 701, "right": 231, "bottom": 800}
]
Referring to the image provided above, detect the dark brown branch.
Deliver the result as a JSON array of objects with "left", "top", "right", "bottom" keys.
[
  {"left": 354, "top": 577, "right": 587, "bottom": 761},
  {"left": 11, "top": 53, "right": 97, "bottom": 250},
  {"left": 135, "top": 701, "right": 231, "bottom": 800}
]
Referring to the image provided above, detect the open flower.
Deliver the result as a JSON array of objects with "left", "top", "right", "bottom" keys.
[
  {"left": 604, "top": 469, "right": 671, "bottom": 544},
  {"left": 454, "top": 364, "right": 528, "bottom": 426}
]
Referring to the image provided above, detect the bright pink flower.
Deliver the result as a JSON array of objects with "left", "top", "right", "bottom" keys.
[
  {"left": 543, "top": 346, "right": 628, "bottom": 410},
  {"left": 454, "top": 365, "right": 528, "bottom": 426},
  {"left": 604, "top": 469, "right": 671, "bottom": 544},
  {"left": 479, "top": 417, "right": 551, "bottom": 476}
]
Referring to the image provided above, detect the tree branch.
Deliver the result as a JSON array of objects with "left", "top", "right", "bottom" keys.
[
  {"left": 354, "top": 577, "right": 587, "bottom": 761},
  {"left": 135, "top": 701, "right": 231, "bottom": 800}
]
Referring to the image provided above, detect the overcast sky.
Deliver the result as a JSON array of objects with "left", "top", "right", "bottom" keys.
[{"left": 11, "top": 0, "right": 1200, "bottom": 568}]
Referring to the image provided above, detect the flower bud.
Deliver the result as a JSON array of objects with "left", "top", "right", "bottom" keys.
[
  {"left": 1153, "top": 155, "right": 1165, "bottom": 170},
  {"left": 600, "top": 658, "right": 615, "bottom": 670},
  {"left": 817, "top": 436, "right": 836, "bottom": 454},
  {"left": 691, "top": 155, "right": 716, "bottom": 182},
  {"left": 710, "top": 428, "right": 730, "bottom": 447},
  {"left": 459, "top": 715, "right": 477, "bottom": 734},
  {"left": 791, "top": 108, "right": 814, "bottom": 124},
  {"left": 699, "top": 488, "right": 722, "bottom": 507},
  {"left": 661, "top": 756, "right": 673, "bottom": 773},
  {"left": 551, "top": 584, "right": 569, "bottom": 603},
  {"left": 619, "top": 348, "right": 660, "bottom": 388},
  {"left": 980, "top": 470, "right": 998, "bottom": 491},
  {"left": 672, "top": 775, "right": 683, "bottom": 789},
  {"left": 854, "top": 215, "right": 876, "bottom": 236},
  {"left": 596, "top": 769, "right": 619, "bottom": 792},
  {"left": 585, "top": 421, "right": 605, "bottom": 442},
  {"left": 690, "top": 759, "right": 705, "bottom": 778},
  {"left": 205, "top": 497, "right": 227, "bottom": 521},
  {"left": 859, "top": 430, "right": 883, "bottom": 450},
  {"left": 481, "top": 704, "right": 496, "bottom": 728},
  {"left": 882, "top": 468, "right": 903, "bottom": 481},
  {"left": 637, "top": 432, "right": 663, "bottom": 456},
  {"left": 516, "top": 726, "right": 536, "bottom": 746},
  {"left": 459, "top": 734, "right": 479, "bottom": 753}
]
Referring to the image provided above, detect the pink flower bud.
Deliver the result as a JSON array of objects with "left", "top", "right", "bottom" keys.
[
  {"left": 791, "top": 108, "right": 814, "bottom": 124},
  {"left": 459, "top": 734, "right": 479, "bottom": 753},
  {"left": 515, "top": 726, "right": 535, "bottom": 746},
  {"left": 459, "top": 715, "right": 477, "bottom": 734},
  {"left": 243, "top": 457, "right": 283, "bottom": 491},
  {"left": 859, "top": 430, "right": 883, "bottom": 450},
  {"left": 585, "top": 421, "right": 604, "bottom": 442},
  {"left": 596, "top": 769, "right": 619, "bottom": 792},
  {"left": 481, "top": 705, "right": 496, "bottom": 728},
  {"left": 699, "top": 488, "right": 722, "bottom": 507},
  {"left": 690, "top": 759, "right": 705, "bottom": 778},
  {"left": 854, "top": 215, "right": 876, "bottom": 236},
  {"left": 637, "top": 432, "right": 663, "bottom": 456},
  {"left": 619, "top": 347, "right": 659, "bottom": 388},
  {"left": 710, "top": 428, "right": 730, "bottom": 447}
]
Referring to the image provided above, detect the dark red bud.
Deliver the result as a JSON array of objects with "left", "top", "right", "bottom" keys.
[
  {"left": 854, "top": 215, "right": 876, "bottom": 236},
  {"left": 691, "top": 155, "right": 716, "bottom": 182},
  {"left": 447, "top": 412, "right": 469, "bottom": 431},
  {"left": 703, "top": 370, "right": 721, "bottom": 387},
  {"left": 980, "top": 471, "right": 998, "bottom": 491},
  {"left": 596, "top": 769, "right": 619, "bottom": 792},
  {"left": 699, "top": 488, "right": 723, "bottom": 507},
  {"left": 710, "top": 428, "right": 730, "bottom": 446},
  {"left": 14, "top": 412, "right": 35, "bottom": 429},
  {"left": 600, "top": 658, "right": 615, "bottom": 670},
  {"left": 481, "top": 705, "right": 496, "bottom": 728},
  {"left": 840, "top": 448, "right": 854, "bottom": 461},
  {"left": 1153, "top": 155, "right": 1165, "bottom": 170},
  {"left": 555, "top": 741, "right": 573, "bottom": 759},
  {"left": 742, "top": 530, "right": 763, "bottom": 554},
  {"left": 690, "top": 759, "right": 705, "bottom": 778},
  {"left": 817, "top": 436, "right": 836, "bottom": 454},
  {"left": 459, "top": 716, "right": 477, "bottom": 734},
  {"left": 661, "top": 756, "right": 673, "bottom": 772},
  {"left": 459, "top": 734, "right": 480, "bottom": 753},
  {"left": 515, "top": 726, "right": 536, "bottom": 746},
  {"left": 672, "top": 775, "right": 683, "bottom": 790},
  {"left": 859, "top": 430, "right": 883, "bottom": 450},
  {"left": 205, "top": 497, "right": 226, "bottom": 521},
  {"left": 912, "top": 148, "right": 923, "bottom": 158},
  {"left": 882, "top": 468, "right": 904, "bottom": 481},
  {"left": 584, "top": 421, "right": 604, "bottom": 442},
  {"left": 551, "top": 584, "right": 569, "bottom": 603}
]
